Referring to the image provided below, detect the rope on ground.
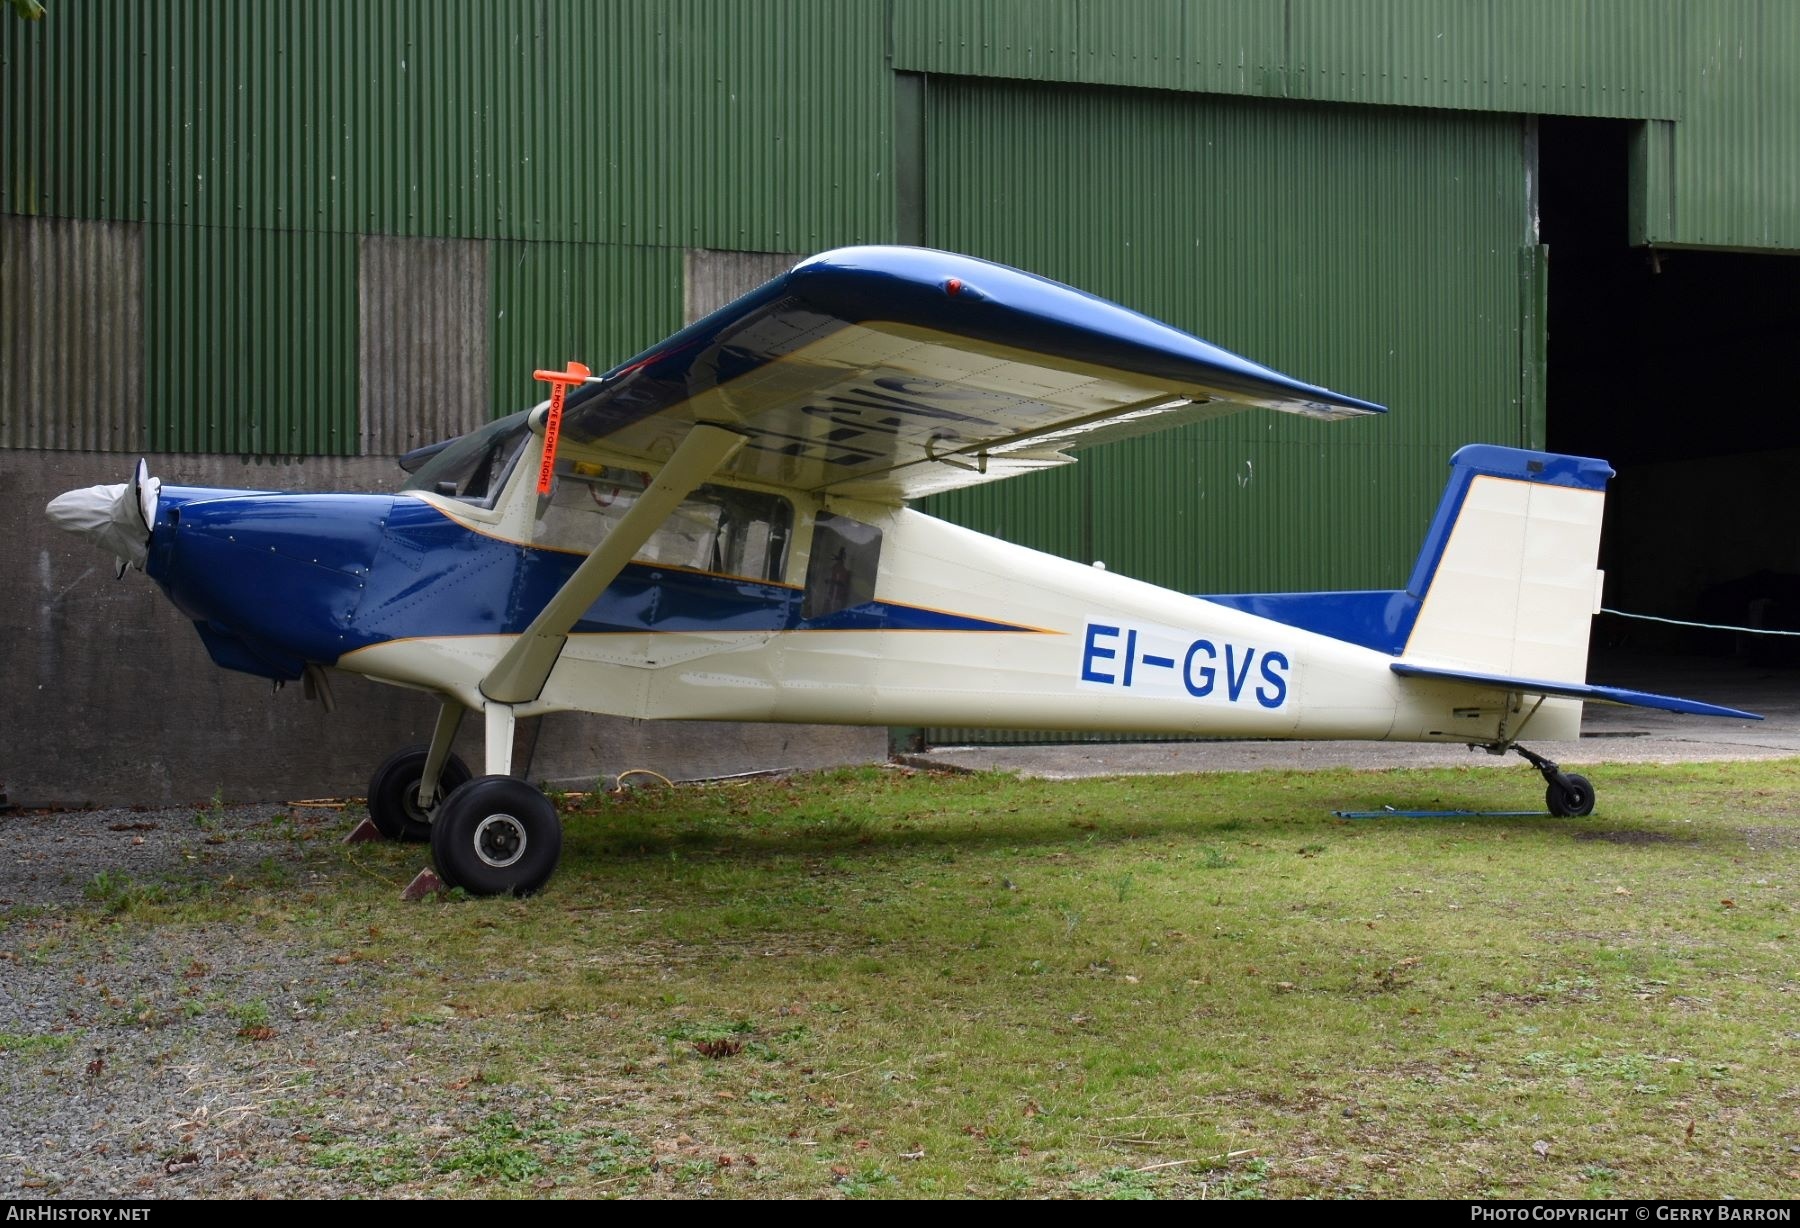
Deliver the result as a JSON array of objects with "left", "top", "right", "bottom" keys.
[
  {"left": 1599, "top": 608, "right": 1800, "bottom": 637},
  {"left": 342, "top": 851, "right": 404, "bottom": 888},
  {"left": 614, "top": 768, "right": 676, "bottom": 789}
]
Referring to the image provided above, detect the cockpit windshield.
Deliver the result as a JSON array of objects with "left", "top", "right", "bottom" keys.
[{"left": 401, "top": 410, "right": 533, "bottom": 506}]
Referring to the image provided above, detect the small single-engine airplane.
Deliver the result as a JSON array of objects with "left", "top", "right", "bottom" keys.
[{"left": 47, "top": 246, "right": 1758, "bottom": 895}]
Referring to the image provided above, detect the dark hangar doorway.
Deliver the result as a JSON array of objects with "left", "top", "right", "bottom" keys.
[{"left": 1538, "top": 116, "right": 1800, "bottom": 668}]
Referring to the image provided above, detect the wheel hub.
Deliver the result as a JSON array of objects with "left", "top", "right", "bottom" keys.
[
  {"left": 401, "top": 783, "right": 433, "bottom": 824},
  {"left": 472, "top": 813, "right": 528, "bottom": 868}
]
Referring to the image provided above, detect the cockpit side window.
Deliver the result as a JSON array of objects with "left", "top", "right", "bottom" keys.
[
  {"left": 535, "top": 461, "right": 794, "bottom": 583},
  {"left": 401, "top": 411, "right": 533, "bottom": 507}
]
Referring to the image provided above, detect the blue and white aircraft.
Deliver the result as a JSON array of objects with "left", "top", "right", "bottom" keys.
[{"left": 46, "top": 247, "right": 1759, "bottom": 895}]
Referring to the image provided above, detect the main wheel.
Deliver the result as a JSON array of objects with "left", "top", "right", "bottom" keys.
[
  {"left": 430, "top": 776, "right": 562, "bottom": 897},
  {"left": 1546, "top": 772, "right": 1595, "bottom": 818},
  {"left": 367, "top": 746, "right": 473, "bottom": 842}
]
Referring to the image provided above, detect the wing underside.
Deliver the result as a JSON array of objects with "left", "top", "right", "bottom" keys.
[{"left": 553, "top": 246, "right": 1385, "bottom": 500}]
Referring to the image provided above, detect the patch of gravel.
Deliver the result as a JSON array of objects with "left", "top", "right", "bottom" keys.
[
  {"left": 0, "top": 802, "right": 316, "bottom": 910},
  {"left": 1739, "top": 825, "right": 1800, "bottom": 852},
  {"left": 0, "top": 803, "right": 542, "bottom": 1198}
]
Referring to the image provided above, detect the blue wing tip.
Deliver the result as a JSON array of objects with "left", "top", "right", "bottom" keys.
[{"left": 795, "top": 246, "right": 1387, "bottom": 417}]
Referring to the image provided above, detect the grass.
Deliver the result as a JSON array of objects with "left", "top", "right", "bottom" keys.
[
  {"left": 0, "top": 1033, "right": 75, "bottom": 1057},
  {"left": 37, "top": 759, "right": 1800, "bottom": 1198},
  {"left": 82, "top": 869, "right": 170, "bottom": 913},
  {"left": 436, "top": 1113, "right": 547, "bottom": 1183}
]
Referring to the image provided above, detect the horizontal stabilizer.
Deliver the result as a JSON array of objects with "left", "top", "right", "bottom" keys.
[{"left": 1390, "top": 662, "right": 1762, "bottom": 721}]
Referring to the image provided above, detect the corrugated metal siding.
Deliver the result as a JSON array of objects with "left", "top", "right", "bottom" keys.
[
  {"left": 893, "top": 0, "right": 1685, "bottom": 119},
  {"left": 1628, "top": 119, "right": 1679, "bottom": 247},
  {"left": 920, "top": 79, "right": 1534, "bottom": 743},
  {"left": 0, "top": 4, "right": 151, "bottom": 223},
  {"left": 1518, "top": 243, "right": 1548, "bottom": 450},
  {"left": 922, "top": 78, "right": 1532, "bottom": 597},
  {"left": 358, "top": 237, "right": 491, "bottom": 457},
  {"left": 1, "top": 217, "right": 144, "bottom": 451},
  {"left": 1647, "top": 1, "right": 1800, "bottom": 251},
  {"left": 895, "top": 1, "right": 1800, "bottom": 254},
  {"left": 488, "top": 241, "right": 682, "bottom": 415},
  {"left": 8, "top": 1, "right": 1794, "bottom": 468},
  {"left": 1284, "top": 0, "right": 1684, "bottom": 118},
  {"left": 892, "top": 0, "right": 1288, "bottom": 99},
  {"left": 143, "top": 224, "right": 358, "bottom": 455},
  {"left": 2, "top": 0, "right": 893, "bottom": 253}
]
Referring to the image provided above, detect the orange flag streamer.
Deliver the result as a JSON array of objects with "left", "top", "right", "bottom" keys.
[{"left": 533, "top": 361, "right": 592, "bottom": 494}]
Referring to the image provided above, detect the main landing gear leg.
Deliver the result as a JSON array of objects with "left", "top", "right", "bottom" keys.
[
  {"left": 417, "top": 702, "right": 467, "bottom": 809},
  {"left": 1513, "top": 745, "right": 1596, "bottom": 818},
  {"left": 365, "top": 700, "right": 473, "bottom": 842},
  {"left": 428, "top": 702, "right": 563, "bottom": 897}
]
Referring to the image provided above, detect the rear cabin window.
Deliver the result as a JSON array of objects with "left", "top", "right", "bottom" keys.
[
  {"left": 802, "top": 513, "right": 883, "bottom": 620},
  {"left": 536, "top": 462, "right": 793, "bottom": 583}
]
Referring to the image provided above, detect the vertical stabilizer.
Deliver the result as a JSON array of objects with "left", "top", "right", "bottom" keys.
[{"left": 1399, "top": 446, "right": 1613, "bottom": 683}]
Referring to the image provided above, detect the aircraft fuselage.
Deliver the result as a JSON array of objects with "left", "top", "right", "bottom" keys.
[{"left": 144, "top": 474, "right": 1568, "bottom": 749}]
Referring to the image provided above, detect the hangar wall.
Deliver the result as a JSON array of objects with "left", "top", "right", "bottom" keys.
[
  {"left": 894, "top": 0, "right": 1800, "bottom": 252},
  {"left": 1, "top": 0, "right": 895, "bottom": 248},
  {"left": 1, "top": 1, "right": 892, "bottom": 455},
  {"left": 9, "top": 2, "right": 1793, "bottom": 460},
  {"left": 1630, "top": 2, "right": 1800, "bottom": 251}
]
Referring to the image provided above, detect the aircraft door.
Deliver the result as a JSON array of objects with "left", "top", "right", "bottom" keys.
[{"left": 529, "top": 462, "right": 797, "bottom": 666}]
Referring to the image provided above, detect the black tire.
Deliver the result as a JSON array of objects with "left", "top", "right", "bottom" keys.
[
  {"left": 1546, "top": 772, "right": 1595, "bottom": 818},
  {"left": 367, "top": 746, "right": 473, "bottom": 842},
  {"left": 430, "top": 776, "right": 562, "bottom": 897}
]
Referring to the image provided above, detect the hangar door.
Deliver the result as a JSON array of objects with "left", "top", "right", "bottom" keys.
[
  {"left": 913, "top": 77, "right": 1545, "bottom": 742},
  {"left": 1540, "top": 118, "right": 1800, "bottom": 668}
]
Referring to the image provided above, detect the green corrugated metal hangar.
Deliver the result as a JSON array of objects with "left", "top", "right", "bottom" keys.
[{"left": 4, "top": 2, "right": 1797, "bottom": 801}]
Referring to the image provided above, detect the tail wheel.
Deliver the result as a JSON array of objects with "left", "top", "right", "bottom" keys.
[
  {"left": 430, "top": 776, "right": 562, "bottom": 897},
  {"left": 1546, "top": 772, "right": 1595, "bottom": 818},
  {"left": 367, "top": 746, "right": 473, "bottom": 842}
]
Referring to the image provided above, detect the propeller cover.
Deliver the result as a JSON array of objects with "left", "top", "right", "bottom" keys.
[{"left": 45, "top": 459, "right": 161, "bottom": 573}]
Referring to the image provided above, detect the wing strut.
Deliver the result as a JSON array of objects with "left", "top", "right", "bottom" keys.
[{"left": 479, "top": 424, "right": 748, "bottom": 705}]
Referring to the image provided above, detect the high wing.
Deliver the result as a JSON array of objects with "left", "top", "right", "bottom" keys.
[{"left": 554, "top": 246, "right": 1384, "bottom": 500}]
